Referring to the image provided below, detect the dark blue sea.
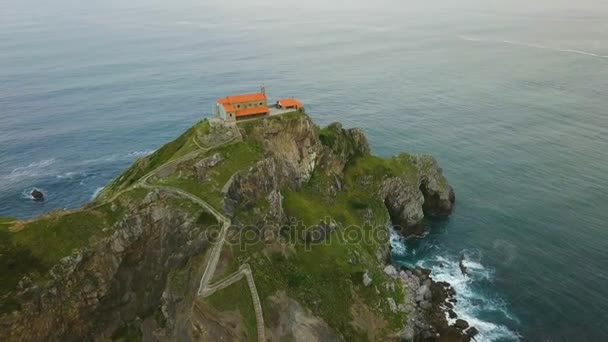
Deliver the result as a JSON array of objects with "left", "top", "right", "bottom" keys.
[{"left": 1, "top": 0, "right": 607, "bottom": 340}]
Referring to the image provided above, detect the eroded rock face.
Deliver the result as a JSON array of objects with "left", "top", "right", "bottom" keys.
[
  {"left": 395, "top": 267, "right": 472, "bottom": 342},
  {"left": 380, "top": 154, "right": 455, "bottom": 237},
  {"left": 1, "top": 192, "right": 211, "bottom": 342},
  {"left": 410, "top": 155, "right": 455, "bottom": 216},
  {"left": 223, "top": 157, "right": 290, "bottom": 225},
  {"left": 381, "top": 177, "right": 426, "bottom": 236},
  {"left": 267, "top": 291, "right": 341, "bottom": 342},
  {"left": 246, "top": 114, "right": 321, "bottom": 186},
  {"left": 317, "top": 123, "right": 371, "bottom": 198}
]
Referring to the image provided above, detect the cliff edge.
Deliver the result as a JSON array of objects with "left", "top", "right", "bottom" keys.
[{"left": 0, "top": 112, "right": 466, "bottom": 341}]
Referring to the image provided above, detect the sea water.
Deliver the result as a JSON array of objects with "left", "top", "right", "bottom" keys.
[{"left": 1, "top": 0, "right": 607, "bottom": 340}]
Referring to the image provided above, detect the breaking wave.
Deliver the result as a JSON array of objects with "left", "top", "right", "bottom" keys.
[
  {"left": 391, "top": 236, "right": 521, "bottom": 341},
  {"left": 126, "top": 150, "right": 154, "bottom": 158},
  {"left": 2, "top": 159, "right": 56, "bottom": 182},
  {"left": 91, "top": 187, "right": 104, "bottom": 200}
]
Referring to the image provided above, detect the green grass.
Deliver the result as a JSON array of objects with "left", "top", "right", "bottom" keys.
[
  {"left": 99, "top": 120, "right": 210, "bottom": 200},
  {"left": 0, "top": 217, "right": 44, "bottom": 313},
  {"left": 237, "top": 110, "right": 304, "bottom": 136},
  {"left": 343, "top": 154, "right": 418, "bottom": 192},
  {"left": 0, "top": 186, "right": 217, "bottom": 314},
  {"left": 244, "top": 228, "right": 400, "bottom": 340},
  {"left": 154, "top": 141, "right": 264, "bottom": 212},
  {"left": 167, "top": 254, "right": 206, "bottom": 296},
  {"left": 111, "top": 322, "right": 142, "bottom": 342},
  {"left": 251, "top": 151, "right": 416, "bottom": 338},
  {"left": 0, "top": 203, "right": 128, "bottom": 313},
  {"left": 205, "top": 279, "right": 258, "bottom": 342}
]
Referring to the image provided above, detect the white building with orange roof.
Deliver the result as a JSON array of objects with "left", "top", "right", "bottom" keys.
[
  {"left": 216, "top": 87, "right": 270, "bottom": 122},
  {"left": 276, "top": 98, "right": 304, "bottom": 111}
]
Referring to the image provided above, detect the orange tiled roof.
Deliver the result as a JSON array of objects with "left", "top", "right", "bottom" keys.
[
  {"left": 235, "top": 106, "right": 269, "bottom": 117},
  {"left": 222, "top": 103, "right": 235, "bottom": 112},
  {"left": 278, "top": 98, "right": 304, "bottom": 108},
  {"left": 217, "top": 92, "right": 267, "bottom": 105}
]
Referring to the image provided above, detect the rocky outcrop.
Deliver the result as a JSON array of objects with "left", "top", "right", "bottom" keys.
[
  {"left": 381, "top": 177, "right": 426, "bottom": 236},
  {"left": 318, "top": 123, "right": 370, "bottom": 175},
  {"left": 381, "top": 154, "right": 455, "bottom": 237},
  {"left": 410, "top": 155, "right": 455, "bottom": 216},
  {"left": 245, "top": 114, "right": 321, "bottom": 186},
  {"left": 223, "top": 157, "right": 290, "bottom": 225},
  {"left": 1, "top": 191, "right": 212, "bottom": 342},
  {"left": 391, "top": 266, "right": 473, "bottom": 342},
  {"left": 223, "top": 115, "right": 324, "bottom": 226},
  {"left": 31, "top": 189, "right": 44, "bottom": 201},
  {"left": 1, "top": 113, "right": 458, "bottom": 341},
  {"left": 267, "top": 291, "right": 341, "bottom": 341}
]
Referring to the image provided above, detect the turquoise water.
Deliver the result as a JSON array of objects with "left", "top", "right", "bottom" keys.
[{"left": 1, "top": 0, "right": 607, "bottom": 340}]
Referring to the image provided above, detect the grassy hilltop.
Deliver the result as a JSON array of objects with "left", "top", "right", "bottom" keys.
[{"left": 0, "top": 111, "right": 455, "bottom": 341}]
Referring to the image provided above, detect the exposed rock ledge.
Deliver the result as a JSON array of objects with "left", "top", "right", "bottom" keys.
[
  {"left": 381, "top": 155, "right": 455, "bottom": 237},
  {"left": 383, "top": 265, "right": 478, "bottom": 342}
]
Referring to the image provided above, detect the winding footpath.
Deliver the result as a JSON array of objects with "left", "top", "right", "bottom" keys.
[{"left": 113, "top": 132, "right": 266, "bottom": 341}]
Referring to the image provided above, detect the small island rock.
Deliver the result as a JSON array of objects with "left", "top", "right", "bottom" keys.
[{"left": 31, "top": 189, "right": 44, "bottom": 201}]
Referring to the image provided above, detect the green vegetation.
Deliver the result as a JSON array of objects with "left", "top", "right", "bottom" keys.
[
  {"left": 344, "top": 154, "right": 418, "bottom": 190},
  {"left": 167, "top": 254, "right": 206, "bottom": 296},
  {"left": 111, "top": 322, "right": 142, "bottom": 342},
  {"left": 222, "top": 118, "right": 417, "bottom": 339},
  {"left": 205, "top": 279, "right": 258, "bottom": 342},
  {"left": 0, "top": 202, "right": 127, "bottom": 313},
  {"left": 154, "top": 141, "right": 264, "bottom": 211},
  {"left": 99, "top": 120, "right": 211, "bottom": 200},
  {"left": 237, "top": 110, "right": 303, "bottom": 135},
  {"left": 240, "top": 225, "right": 405, "bottom": 340},
  {"left": 1, "top": 113, "right": 420, "bottom": 339}
]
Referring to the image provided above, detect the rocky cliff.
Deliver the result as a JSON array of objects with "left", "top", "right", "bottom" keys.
[{"left": 0, "top": 111, "right": 463, "bottom": 342}]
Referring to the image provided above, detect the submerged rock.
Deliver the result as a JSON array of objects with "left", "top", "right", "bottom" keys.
[{"left": 459, "top": 253, "right": 468, "bottom": 276}]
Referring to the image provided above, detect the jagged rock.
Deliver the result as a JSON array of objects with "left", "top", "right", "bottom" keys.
[
  {"left": 363, "top": 271, "right": 373, "bottom": 287},
  {"left": 31, "top": 189, "right": 44, "bottom": 201},
  {"left": 399, "top": 326, "right": 415, "bottom": 341},
  {"left": 419, "top": 300, "right": 432, "bottom": 310},
  {"left": 193, "top": 153, "right": 223, "bottom": 180},
  {"left": 381, "top": 177, "right": 424, "bottom": 235},
  {"left": 383, "top": 265, "right": 397, "bottom": 278},
  {"left": 387, "top": 298, "right": 398, "bottom": 313},
  {"left": 454, "top": 319, "right": 469, "bottom": 330},
  {"left": 380, "top": 154, "right": 454, "bottom": 237},
  {"left": 465, "top": 326, "right": 479, "bottom": 338},
  {"left": 409, "top": 155, "right": 455, "bottom": 216},
  {"left": 416, "top": 284, "right": 430, "bottom": 299},
  {"left": 2, "top": 192, "right": 211, "bottom": 341},
  {"left": 1, "top": 114, "right": 458, "bottom": 342},
  {"left": 448, "top": 309, "right": 457, "bottom": 319}
]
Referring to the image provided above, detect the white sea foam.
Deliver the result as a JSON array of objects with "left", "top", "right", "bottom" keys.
[
  {"left": 127, "top": 150, "right": 155, "bottom": 158},
  {"left": 458, "top": 35, "right": 487, "bottom": 42},
  {"left": 416, "top": 255, "right": 521, "bottom": 341},
  {"left": 458, "top": 35, "right": 607, "bottom": 60},
  {"left": 560, "top": 49, "right": 599, "bottom": 57},
  {"left": 4, "top": 159, "right": 56, "bottom": 182},
  {"left": 91, "top": 187, "right": 104, "bottom": 200},
  {"left": 391, "top": 235, "right": 521, "bottom": 341},
  {"left": 390, "top": 230, "right": 407, "bottom": 256},
  {"left": 56, "top": 171, "right": 88, "bottom": 180}
]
